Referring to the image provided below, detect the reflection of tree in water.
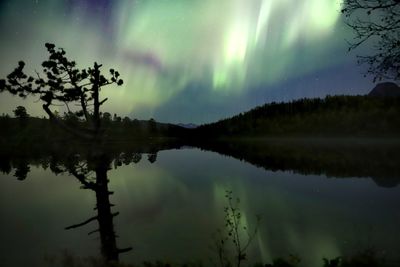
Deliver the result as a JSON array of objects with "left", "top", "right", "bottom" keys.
[
  {"left": 0, "top": 156, "right": 12, "bottom": 174},
  {"left": 1, "top": 149, "right": 158, "bottom": 263},
  {"left": 0, "top": 42, "right": 168, "bottom": 264},
  {"left": 14, "top": 159, "right": 30, "bottom": 181},
  {"left": 194, "top": 140, "right": 400, "bottom": 188},
  {"left": 147, "top": 153, "right": 157, "bottom": 164},
  {"left": 60, "top": 152, "right": 133, "bottom": 262},
  {"left": 0, "top": 156, "right": 30, "bottom": 181}
]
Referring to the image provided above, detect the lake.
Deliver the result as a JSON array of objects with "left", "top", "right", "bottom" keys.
[{"left": 0, "top": 140, "right": 400, "bottom": 267}]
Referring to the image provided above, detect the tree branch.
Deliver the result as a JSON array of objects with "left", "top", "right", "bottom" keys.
[
  {"left": 65, "top": 215, "right": 98, "bottom": 230},
  {"left": 42, "top": 103, "right": 92, "bottom": 140}
]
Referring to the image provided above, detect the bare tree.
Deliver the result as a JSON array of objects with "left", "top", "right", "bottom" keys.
[
  {"left": 0, "top": 43, "right": 124, "bottom": 140},
  {"left": 341, "top": 0, "right": 400, "bottom": 82}
]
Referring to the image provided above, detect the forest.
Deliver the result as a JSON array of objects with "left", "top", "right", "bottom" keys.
[
  {"left": 2, "top": 93, "right": 400, "bottom": 146},
  {"left": 193, "top": 95, "right": 400, "bottom": 138}
]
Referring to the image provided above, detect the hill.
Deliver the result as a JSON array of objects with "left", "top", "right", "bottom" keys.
[
  {"left": 192, "top": 94, "right": 400, "bottom": 138},
  {"left": 369, "top": 82, "right": 400, "bottom": 97}
]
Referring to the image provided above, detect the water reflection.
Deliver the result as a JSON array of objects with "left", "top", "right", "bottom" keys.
[
  {"left": 0, "top": 141, "right": 400, "bottom": 266},
  {"left": 60, "top": 153, "right": 133, "bottom": 261},
  {"left": 194, "top": 139, "right": 400, "bottom": 187},
  {"left": 0, "top": 144, "right": 160, "bottom": 265}
]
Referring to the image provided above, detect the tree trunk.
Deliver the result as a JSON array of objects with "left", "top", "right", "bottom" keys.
[
  {"left": 93, "top": 63, "right": 101, "bottom": 136},
  {"left": 95, "top": 165, "right": 120, "bottom": 261}
]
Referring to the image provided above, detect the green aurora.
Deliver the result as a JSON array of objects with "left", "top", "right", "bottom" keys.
[{"left": 0, "top": 0, "right": 375, "bottom": 123}]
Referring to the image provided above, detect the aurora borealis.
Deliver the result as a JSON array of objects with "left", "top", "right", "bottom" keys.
[{"left": 0, "top": 0, "right": 375, "bottom": 123}]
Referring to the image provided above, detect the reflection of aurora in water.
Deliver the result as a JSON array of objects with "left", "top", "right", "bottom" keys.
[
  {"left": 0, "top": 0, "right": 362, "bottom": 123},
  {"left": 1, "top": 148, "right": 399, "bottom": 267},
  {"left": 212, "top": 181, "right": 342, "bottom": 267}
]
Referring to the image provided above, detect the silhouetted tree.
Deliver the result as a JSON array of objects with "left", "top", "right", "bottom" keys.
[
  {"left": 63, "top": 112, "right": 80, "bottom": 128},
  {"left": 122, "top": 116, "right": 131, "bottom": 125},
  {"left": 113, "top": 113, "right": 122, "bottom": 123},
  {"left": 0, "top": 157, "right": 12, "bottom": 174},
  {"left": 342, "top": 0, "right": 400, "bottom": 81},
  {"left": 147, "top": 153, "right": 157, "bottom": 163},
  {"left": 102, "top": 112, "right": 112, "bottom": 122},
  {"left": 0, "top": 43, "right": 123, "bottom": 140},
  {"left": 14, "top": 159, "right": 30, "bottom": 181},
  {"left": 13, "top": 105, "right": 29, "bottom": 118},
  {"left": 149, "top": 118, "right": 157, "bottom": 134},
  {"left": 0, "top": 44, "right": 128, "bottom": 264},
  {"left": 132, "top": 153, "right": 142, "bottom": 163}
]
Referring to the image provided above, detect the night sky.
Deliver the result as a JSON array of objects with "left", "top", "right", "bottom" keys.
[{"left": 0, "top": 0, "right": 377, "bottom": 124}]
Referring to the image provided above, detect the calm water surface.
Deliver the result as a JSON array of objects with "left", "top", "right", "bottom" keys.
[{"left": 1, "top": 147, "right": 399, "bottom": 267}]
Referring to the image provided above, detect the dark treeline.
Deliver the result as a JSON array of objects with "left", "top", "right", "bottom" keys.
[
  {"left": 2, "top": 94, "right": 400, "bottom": 188},
  {"left": 3, "top": 95, "right": 400, "bottom": 188},
  {"left": 193, "top": 95, "right": 400, "bottom": 138},
  {"left": 0, "top": 111, "right": 188, "bottom": 145},
  {"left": 3, "top": 95, "right": 400, "bottom": 145}
]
